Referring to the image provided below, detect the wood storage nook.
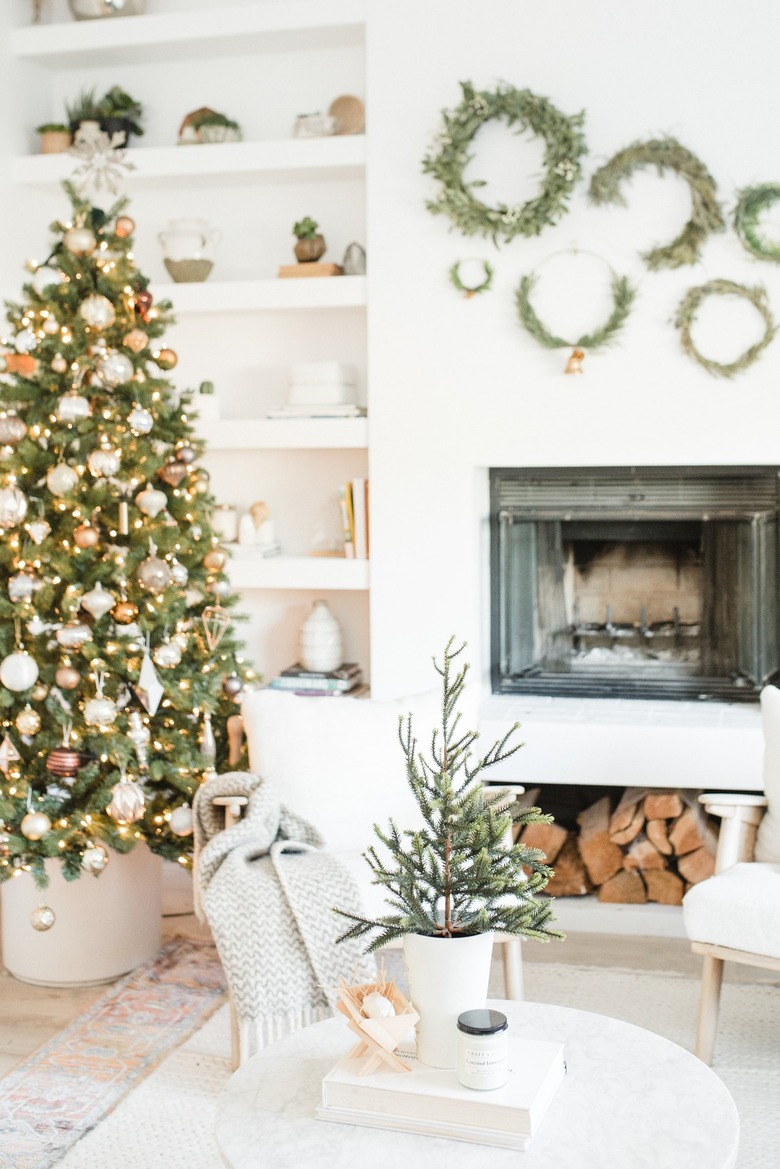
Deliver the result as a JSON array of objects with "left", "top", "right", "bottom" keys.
[{"left": 516, "top": 787, "right": 720, "bottom": 905}]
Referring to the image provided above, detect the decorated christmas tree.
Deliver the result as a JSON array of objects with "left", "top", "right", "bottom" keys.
[{"left": 0, "top": 165, "right": 251, "bottom": 895}]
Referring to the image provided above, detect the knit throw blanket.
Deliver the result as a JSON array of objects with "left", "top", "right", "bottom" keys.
[{"left": 193, "top": 772, "right": 375, "bottom": 1048}]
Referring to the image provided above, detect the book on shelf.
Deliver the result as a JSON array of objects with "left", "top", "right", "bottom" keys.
[
  {"left": 280, "top": 662, "right": 362, "bottom": 682},
  {"left": 270, "top": 671, "right": 363, "bottom": 693},
  {"left": 267, "top": 404, "right": 367, "bottom": 419},
  {"left": 283, "top": 683, "right": 368, "bottom": 698},
  {"left": 336, "top": 478, "right": 369, "bottom": 560},
  {"left": 316, "top": 1036, "right": 566, "bottom": 1150},
  {"left": 337, "top": 484, "right": 355, "bottom": 558}
]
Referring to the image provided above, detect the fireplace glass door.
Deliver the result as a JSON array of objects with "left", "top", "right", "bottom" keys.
[{"left": 491, "top": 467, "right": 780, "bottom": 701}]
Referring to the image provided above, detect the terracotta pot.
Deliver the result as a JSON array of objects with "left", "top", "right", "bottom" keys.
[
  {"left": 39, "top": 130, "right": 72, "bottom": 154},
  {"left": 294, "top": 235, "right": 326, "bottom": 263}
]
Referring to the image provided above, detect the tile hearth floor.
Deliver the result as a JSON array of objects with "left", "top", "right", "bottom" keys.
[{"left": 1, "top": 913, "right": 778, "bottom": 1078}]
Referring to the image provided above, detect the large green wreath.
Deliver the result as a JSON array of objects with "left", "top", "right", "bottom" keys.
[
  {"left": 589, "top": 137, "right": 725, "bottom": 269},
  {"left": 422, "top": 81, "right": 587, "bottom": 244},
  {"left": 734, "top": 184, "right": 780, "bottom": 262},
  {"left": 674, "top": 279, "right": 777, "bottom": 378},
  {"left": 516, "top": 269, "right": 636, "bottom": 353}
]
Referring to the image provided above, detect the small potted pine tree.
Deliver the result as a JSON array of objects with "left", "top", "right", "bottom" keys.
[
  {"left": 335, "top": 638, "right": 564, "bottom": 1068},
  {"left": 293, "top": 217, "right": 326, "bottom": 262}
]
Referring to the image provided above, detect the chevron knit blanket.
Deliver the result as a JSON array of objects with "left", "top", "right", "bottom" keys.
[{"left": 193, "top": 772, "right": 375, "bottom": 1052}]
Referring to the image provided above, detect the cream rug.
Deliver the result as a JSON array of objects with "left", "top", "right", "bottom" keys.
[{"left": 57, "top": 959, "right": 780, "bottom": 1169}]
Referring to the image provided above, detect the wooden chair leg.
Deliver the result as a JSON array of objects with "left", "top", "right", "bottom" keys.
[
  {"left": 696, "top": 953, "right": 725, "bottom": 1065},
  {"left": 501, "top": 937, "right": 524, "bottom": 1000},
  {"left": 229, "top": 991, "right": 240, "bottom": 1071}
]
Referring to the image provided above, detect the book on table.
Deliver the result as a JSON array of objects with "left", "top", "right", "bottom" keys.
[
  {"left": 270, "top": 663, "right": 362, "bottom": 692},
  {"left": 316, "top": 1036, "right": 566, "bottom": 1150}
]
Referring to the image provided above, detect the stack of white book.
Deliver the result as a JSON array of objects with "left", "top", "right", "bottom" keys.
[
  {"left": 316, "top": 1037, "right": 566, "bottom": 1150},
  {"left": 268, "top": 361, "right": 366, "bottom": 419}
]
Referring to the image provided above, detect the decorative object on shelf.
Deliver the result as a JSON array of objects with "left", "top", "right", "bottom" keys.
[
  {"left": 293, "top": 113, "right": 338, "bottom": 139},
  {"left": 334, "top": 973, "right": 418, "bottom": 1076},
  {"left": 673, "top": 278, "right": 777, "bottom": 377},
  {"left": 211, "top": 503, "right": 238, "bottom": 543},
  {"left": 68, "top": 0, "right": 147, "bottom": 18},
  {"left": 588, "top": 137, "right": 725, "bottom": 269},
  {"left": 191, "top": 380, "right": 219, "bottom": 421},
  {"left": 422, "top": 80, "right": 586, "bottom": 244},
  {"left": 292, "top": 217, "right": 327, "bottom": 264},
  {"left": 328, "top": 95, "right": 366, "bottom": 136},
  {"left": 36, "top": 124, "right": 72, "bottom": 155},
  {"left": 449, "top": 259, "right": 493, "bottom": 298},
  {"left": 282, "top": 360, "right": 358, "bottom": 413},
  {"left": 177, "top": 108, "right": 242, "bottom": 146},
  {"left": 65, "top": 85, "right": 144, "bottom": 147},
  {"left": 159, "top": 219, "right": 220, "bottom": 283},
  {"left": 733, "top": 184, "right": 780, "bottom": 262},
  {"left": 237, "top": 501, "right": 279, "bottom": 552},
  {"left": 299, "top": 599, "right": 344, "bottom": 674},
  {"left": 515, "top": 252, "right": 636, "bottom": 372},
  {"left": 342, "top": 242, "right": 366, "bottom": 276},
  {"left": 334, "top": 639, "right": 562, "bottom": 1069}
]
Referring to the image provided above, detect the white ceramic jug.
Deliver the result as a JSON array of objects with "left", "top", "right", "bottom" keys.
[{"left": 158, "top": 219, "right": 221, "bottom": 263}]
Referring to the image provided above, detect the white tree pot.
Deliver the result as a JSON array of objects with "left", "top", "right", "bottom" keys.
[
  {"left": 1, "top": 844, "right": 162, "bottom": 986},
  {"left": 402, "top": 931, "right": 494, "bottom": 1068}
]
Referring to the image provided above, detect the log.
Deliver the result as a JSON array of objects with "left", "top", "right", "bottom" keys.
[
  {"left": 623, "top": 834, "right": 666, "bottom": 872},
  {"left": 577, "top": 797, "right": 625, "bottom": 887},
  {"left": 608, "top": 788, "right": 648, "bottom": 835},
  {"left": 610, "top": 806, "right": 645, "bottom": 846},
  {"left": 677, "top": 846, "right": 716, "bottom": 885},
  {"left": 598, "top": 869, "right": 647, "bottom": 904},
  {"left": 545, "top": 836, "right": 593, "bottom": 897},
  {"left": 644, "top": 791, "right": 684, "bottom": 820},
  {"left": 644, "top": 869, "right": 684, "bottom": 905},
  {"left": 668, "top": 806, "right": 716, "bottom": 857},
  {"left": 518, "top": 820, "right": 568, "bottom": 865},
  {"left": 645, "top": 818, "right": 674, "bottom": 856}
]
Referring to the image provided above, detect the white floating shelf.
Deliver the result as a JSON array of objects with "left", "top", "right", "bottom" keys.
[
  {"left": 226, "top": 554, "right": 368, "bottom": 591},
  {"left": 11, "top": 136, "right": 366, "bottom": 188},
  {"left": 12, "top": 0, "right": 365, "bottom": 67},
  {"left": 152, "top": 276, "right": 367, "bottom": 313},
  {"left": 193, "top": 417, "right": 367, "bottom": 449}
]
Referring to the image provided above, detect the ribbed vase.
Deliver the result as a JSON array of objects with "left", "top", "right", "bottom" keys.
[{"left": 298, "top": 599, "right": 343, "bottom": 672}]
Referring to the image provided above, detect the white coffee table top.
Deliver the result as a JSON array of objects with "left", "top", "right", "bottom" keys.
[{"left": 215, "top": 999, "right": 739, "bottom": 1169}]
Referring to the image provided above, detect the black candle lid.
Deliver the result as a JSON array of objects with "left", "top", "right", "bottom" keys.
[{"left": 457, "top": 1009, "right": 508, "bottom": 1035}]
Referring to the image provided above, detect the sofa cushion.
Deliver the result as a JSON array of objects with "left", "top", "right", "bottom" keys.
[
  {"left": 241, "top": 687, "right": 461, "bottom": 855},
  {"left": 755, "top": 685, "right": 780, "bottom": 863},
  {"left": 682, "top": 862, "right": 780, "bottom": 960}
]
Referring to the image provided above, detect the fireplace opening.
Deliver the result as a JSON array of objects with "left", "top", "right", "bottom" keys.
[{"left": 491, "top": 466, "right": 780, "bottom": 701}]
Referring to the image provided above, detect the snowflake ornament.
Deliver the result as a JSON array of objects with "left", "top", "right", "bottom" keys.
[{"left": 70, "top": 131, "right": 135, "bottom": 197}]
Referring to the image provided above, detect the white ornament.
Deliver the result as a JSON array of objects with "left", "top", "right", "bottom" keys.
[
  {"left": 97, "top": 350, "right": 134, "bottom": 388},
  {"left": 31, "top": 905, "right": 56, "bottom": 931},
  {"left": 0, "top": 650, "right": 39, "bottom": 691},
  {"left": 84, "top": 694, "right": 117, "bottom": 728},
  {"left": 106, "top": 777, "right": 146, "bottom": 824},
  {"left": 56, "top": 622, "right": 91, "bottom": 649},
  {"left": 135, "top": 652, "right": 164, "bottom": 715},
  {"left": 88, "top": 447, "right": 121, "bottom": 478},
  {"left": 32, "top": 266, "right": 65, "bottom": 296},
  {"left": 21, "top": 810, "right": 51, "bottom": 840},
  {"left": 14, "top": 328, "right": 37, "bottom": 354},
  {"left": 362, "top": 992, "right": 396, "bottom": 1019},
  {"left": 0, "top": 487, "right": 28, "bottom": 529},
  {"left": 79, "top": 294, "right": 115, "bottom": 330},
  {"left": 43, "top": 317, "right": 60, "bottom": 335},
  {"left": 169, "top": 805, "right": 194, "bottom": 836},
  {"left": 127, "top": 710, "right": 150, "bottom": 767},
  {"left": 47, "top": 463, "right": 79, "bottom": 496},
  {"left": 80, "top": 582, "right": 116, "bottom": 620},
  {"left": 138, "top": 543, "right": 171, "bottom": 592},
  {"left": 169, "top": 561, "right": 188, "bottom": 587},
  {"left": 153, "top": 639, "right": 182, "bottom": 668},
  {"left": 0, "top": 416, "right": 27, "bottom": 446},
  {"left": 57, "top": 394, "right": 92, "bottom": 423},
  {"left": 135, "top": 485, "right": 167, "bottom": 518},
  {"left": 9, "top": 572, "right": 37, "bottom": 602},
  {"left": 82, "top": 844, "right": 109, "bottom": 874},
  {"left": 0, "top": 733, "right": 21, "bottom": 774},
  {"left": 64, "top": 227, "right": 97, "bottom": 256},
  {"left": 128, "top": 405, "right": 154, "bottom": 435},
  {"left": 25, "top": 518, "right": 51, "bottom": 545}
]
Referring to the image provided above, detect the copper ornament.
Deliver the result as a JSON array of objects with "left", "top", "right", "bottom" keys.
[
  {"left": 123, "top": 328, "right": 149, "bottom": 354},
  {"left": 112, "top": 599, "right": 138, "bottom": 624},
  {"left": 158, "top": 460, "right": 188, "bottom": 488},
  {"left": 55, "top": 664, "right": 81, "bottom": 689},
  {"left": 135, "top": 289, "right": 153, "bottom": 322},
  {"left": 74, "top": 522, "right": 100, "bottom": 549},
  {"left": 46, "top": 745, "right": 84, "bottom": 777},
  {"left": 114, "top": 216, "right": 136, "bottom": 239},
  {"left": 153, "top": 348, "right": 178, "bottom": 371}
]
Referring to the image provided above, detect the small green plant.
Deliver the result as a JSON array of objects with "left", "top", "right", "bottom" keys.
[
  {"left": 190, "top": 110, "right": 240, "bottom": 131},
  {"left": 36, "top": 123, "right": 70, "bottom": 135},
  {"left": 65, "top": 87, "right": 99, "bottom": 128},
  {"left": 198, "top": 380, "right": 215, "bottom": 395},
  {"left": 96, "top": 86, "right": 144, "bottom": 138},
  {"left": 293, "top": 217, "right": 320, "bottom": 240}
]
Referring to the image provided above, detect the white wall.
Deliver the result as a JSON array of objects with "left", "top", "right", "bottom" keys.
[{"left": 366, "top": 0, "right": 780, "bottom": 699}]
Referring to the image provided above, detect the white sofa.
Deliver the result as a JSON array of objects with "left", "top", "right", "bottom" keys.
[{"left": 238, "top": 686, "right": 524, "bottom": 998}]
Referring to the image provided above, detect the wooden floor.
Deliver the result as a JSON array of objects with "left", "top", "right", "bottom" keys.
[{"left": 1, "top": 912, "right": 777, "bottom": 1079}]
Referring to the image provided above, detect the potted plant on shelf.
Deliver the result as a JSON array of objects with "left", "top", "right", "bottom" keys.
[
  {"left": 65, "top": 87, "right": 100, "bottom": 140},
  {"left": 177, "top": 108, "right": 242, "bottom": 145},
  {"left": 335, "top": 638, "right": 564, "bottom": 1068},
  {"left": 36, "top": 123, "right": 72, "bottom": 154},
  {"left": 96, "top": 86, "right": 144, "bottom": 146},
  {"left": 293, "top": 217, "right": 326, "bottom": 263}
]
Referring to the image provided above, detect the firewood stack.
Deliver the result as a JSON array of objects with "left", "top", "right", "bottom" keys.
[{"left": 516, "top": 788, "right": 718, "bottom": 905}]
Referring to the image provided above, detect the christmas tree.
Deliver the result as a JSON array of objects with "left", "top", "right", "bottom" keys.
[{"left": 0, "top": 167, "right": 251, "bottom": 890}]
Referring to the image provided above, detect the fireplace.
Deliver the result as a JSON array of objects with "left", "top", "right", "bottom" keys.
[{"left": 490, "top": 466, "right": 780, "bottom": 701}]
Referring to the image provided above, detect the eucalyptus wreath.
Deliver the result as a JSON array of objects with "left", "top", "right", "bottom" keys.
[
  {"left": 589, "top": 137, "right": 725, "bottom": 270},
  {"left": 674, "top": 278, "right": 777, "bottom": 378},
  {"left": 422, "top": 81, "right": 587, "bottom": 244},
  {"left": 516, "top": 267, "right": 636, "bottom": 353},
  {"left": 734, "top": 184, "right": 780, "bottom": 262},
  {"left": 449, "top": 259, "right": 493, "bottom": 296}
]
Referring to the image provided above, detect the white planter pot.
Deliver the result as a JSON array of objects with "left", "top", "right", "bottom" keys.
[
  {"left": 1, "top": 844, "right": 162, "bottom": 986},
  {"left": 403, "top": 931, "right": 494, "bottom": 1068}
]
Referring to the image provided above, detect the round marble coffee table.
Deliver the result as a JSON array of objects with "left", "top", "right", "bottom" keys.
[{"left": 215, "top": 999, "right": 739, "bottom": 1168}]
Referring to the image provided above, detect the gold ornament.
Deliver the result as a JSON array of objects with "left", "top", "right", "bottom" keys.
[
  {"left": 153, "top": 348, "right": 178, "bottom": 371},
  {"left": 46, "top": 745, "right": 85, "bottom": 778},
  {"left": 15, "top": 705, "right": 41, "bottom": 736},
  {"left": 203, "top": 547, "right": 227, "bottom": 572},
  {"left": 31, "top": 905, "right": 55, "bottom": 931},
  {"left": 114, "top": 216, "right": 136, "bottom": 238},
  {"left": 106, "top": 776, "right": 146, "bottom": 824},
  {"left": 112, "top": 598, "right": 138, "bottom": 624},
  {"left": 51, "top": 354, "right": 68, "bottom": 374},
  {"left": 74, "top": 522, "right": 100, "bottom": 549},
  {"left": 21, "top": 810, "right": 51, "bottom": 840},
  {"left": 201, "top": 603, "right": 230, "bottom": 652},
  {"left": 123, "top": 328, "right": 148, "bottom": 353},
  {"left": 564, "top": 348, "right": 585, "bottom": 374},
  {"left": 55, "top": 664, "right": 81, "bottom": 690}
]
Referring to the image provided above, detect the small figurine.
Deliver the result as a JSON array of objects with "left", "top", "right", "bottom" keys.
[{"left": 565, "top": 347, "right": 585, "bottom": 374}]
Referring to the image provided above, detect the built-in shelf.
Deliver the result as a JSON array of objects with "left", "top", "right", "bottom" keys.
[
  {"left": 551, "top": 897, "right": 685, "bottom": 939},
  {"left": 192, "top": 417, "right": 367, "bottom": 449},
  {"left": 226, "top": 553, "right": 368, "bottom": 591},
  {"left": 11, "top": 0, "right": 365, "bottom": 67},
  {"left": 11, "top": 136, "right": 366, "bottom": 188},
  {"left": 152, "top": 276, "right": 366, "bottom": 313}
]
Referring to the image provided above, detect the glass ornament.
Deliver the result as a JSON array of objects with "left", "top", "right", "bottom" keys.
[
  {"left": 137, "top": 544, "right": 171, "bottom": 592},
  {"left": 97, "top": 350, "right": 134, "bottom": 388},
  {"left": 128, "top": 405, "right": 153, "bottom": 435},
  {"left": 0, "top": 415, "right": 27, "bottom": 446},
  {"left": 169, "top": 805, "right": 194, "bottom": 836},
  {"left": 135, "top": 485, "right": 167, "bottom": 518},
  {"left": 43, "top": 317, "right": 60, "bottom": 335},
  {"left": 51, "top": 354, "right": 68, "bottom": 374},
  {"left": 153, "top": 348, "right": 178, "bottom": 371},
  {"left": 0, "top": 486, "right": 29, "bottom": 529},
  {"left": 79, "top": 294, "right": 115, "bottom": 330},
  {"left": 55, "top": 622, "right": 91, "bottom": 649},
  {"left": 169, "top": 561, "right": 188, "bottom": 586},
  {"left": 0, "top": 650, "right": 39, "bottom": 691},
  {"left": 88, "top": 447, "right": 121, "bottom": 478},
  {"left": 14, "top": 328, "right": 37, "bottom": 354},
  {"left": 63, "top": 226, "right": 96, "bottom": 255},
  {"left": 84, "top": 693, "right": 117, "bottom": 727},
  {"left": 176, "top": 444, "right": 196, "bottom": 465},
  {"left": 54, "top": 665, "right": 81, "bottom": 690},
  {"left": 115, "top": 215, "right": 136, "bottom": 238},
  {"left": 112, "top": 598, "right": 138, "bottom": 624},
  {"left": 73, "top": 522, "right": 100, "bottom": 548},
  {"left": 25, "top": 518, "right": 51, "bottom": 545},
  {"left": 153, "top": 638, "right": 182, "bottom": 668},
  {"left": 57, "top": 393, "right": 92, "bottom": 423},
  {"left": 81, "top": 843, "right": 109, "bottom": 874},
  {"left": 134, "top": 652, "right": 164, "bottom": 715},
  {"left": 16, "top": 705, "right": 41, "bottom": 735},
  {"left": 123, "top": 328, "right": 148, "bottom": 353},
  {"left": 106, "top": 776, "right": 146, "bottom": 824},
  {"left": 9, "top": 572, "right": 37, "bottom": 602},
  {"left": 157, "top": 460, "right": 188, "bottom": 488},
  {"left": 203, "top": 547, "right": 227, "bottom": 571},
  {"left": 31, "top": 905, "right": 56, "bottom": 931},
  {"left": 20, "top": 810, "right": 51, "bottom": 840},
  {"left": 47, "top": 462, "right": 79, "bottom": 496},
  {"left": 80, "top": 582, "right": 116, "bottom": 620}
]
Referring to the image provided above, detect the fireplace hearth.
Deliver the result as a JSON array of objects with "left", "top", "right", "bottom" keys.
[{"left": 490, "top": 466, "right": 780, "bottom": 701}]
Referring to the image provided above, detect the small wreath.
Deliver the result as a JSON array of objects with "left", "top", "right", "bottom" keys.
[
  {"left": 449, "top": 259, "right": 493, "bottom": 297},
  {"left": 422, "top": 81, "right": 587, "bottom": 244},
  {"left": 674, "top": 279, "right": 777, "bottom": 378},
  {"left": 589, "top": 137, "right": 725, "bottom": 270},
  {"left": 515, "top": 256, "right": 636, "bottom": 368},
  {"left": 734, "top": 184, "right": 780, "bottom": 262}
]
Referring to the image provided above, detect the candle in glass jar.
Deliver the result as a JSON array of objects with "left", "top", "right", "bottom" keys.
[
  {"left": 212, "top": 504, "right": 238, "bottom": 543},
  {"left": 456, "top": 1009, "right": 509, "bottom": 1090}
]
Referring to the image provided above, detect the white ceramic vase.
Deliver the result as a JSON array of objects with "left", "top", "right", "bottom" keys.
[
  {"left": 403, "top": 931, "right": 494, "bottom": 1068},
  {"left": 299, "top": 599, "right": 343, "bottom": 672}
]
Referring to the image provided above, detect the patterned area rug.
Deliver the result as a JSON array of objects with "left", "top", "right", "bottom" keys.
[{"left": 0, "top": 937, "right": 226, "bottom": 1169}]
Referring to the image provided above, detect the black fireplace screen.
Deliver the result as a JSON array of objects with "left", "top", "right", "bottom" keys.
[{"left": 490, "top": 466, "right": 780, "bottom": 701}]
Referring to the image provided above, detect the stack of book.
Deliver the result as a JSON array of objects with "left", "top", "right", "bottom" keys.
[
  {"left": 267, "top": 662, "right": 365, "bottom": 697},
  {"left": 338, "top": 479, "right": 369, "bottom": 559},
  {"left": 316, "top": 1036, "right": 566, "bottom": 1150}
]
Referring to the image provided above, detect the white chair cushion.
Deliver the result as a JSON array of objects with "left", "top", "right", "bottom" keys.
[
  {"left": 682, "top": 862, "right": 780, "bottom": 960},
  {"left": 756, "top": 686, "right": 780, "bottom": 862}
]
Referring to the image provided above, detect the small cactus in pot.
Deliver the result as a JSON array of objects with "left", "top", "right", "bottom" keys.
[{"left": 293, "top": 217, "right": 326, "bottom": 263}]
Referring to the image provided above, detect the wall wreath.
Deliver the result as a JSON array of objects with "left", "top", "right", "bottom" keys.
[
  {"left": 422, "top": 81, "right": 587, "bottom": 244},
  {"left": 449, "top": 259, "right": 493, "bottom": 297},
  {"left": 734, "top": 184, "right": 780, "bottom": 262},
  {"left": 674, "top": 279, "right": 777, "bottom": 378},
  {"left": 589, "top": 137, "right": 725, "bottom": 270}
]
